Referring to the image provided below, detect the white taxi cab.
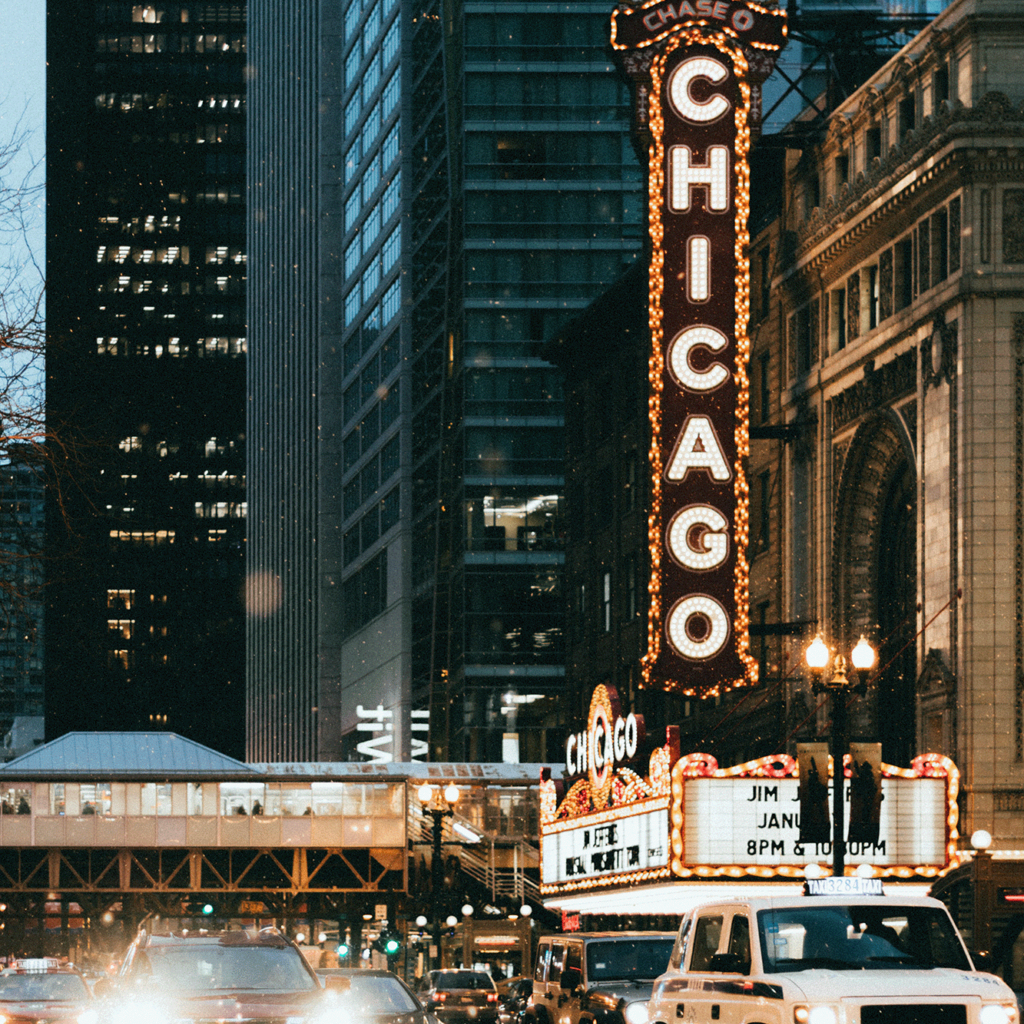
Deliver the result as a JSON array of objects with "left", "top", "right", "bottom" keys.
[{"left": 646, "top": 878, "right": 1017, "bottom": 1024}]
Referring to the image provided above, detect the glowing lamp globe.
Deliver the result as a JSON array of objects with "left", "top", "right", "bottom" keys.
[
  {"left": 805, "top": 636, "right": 830, "bottom": 670},
  {"left": 851, "top": 636, "right": 876, "bottom": 672}
]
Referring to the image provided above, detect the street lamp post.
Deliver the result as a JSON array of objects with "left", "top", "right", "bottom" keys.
[
  {"left": 418, "top": 782, "right": 460, "bottom": 970},
  {"left": 804, "top": 635, "right": 876, "bottom": 877}
]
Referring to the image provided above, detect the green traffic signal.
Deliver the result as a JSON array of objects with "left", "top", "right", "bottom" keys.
[
  {"left": 383, "top": 935, "right": 400, "bottom": 955},
  {"left": 202, "top": 903, "right": 215, "bottom": 915},
  {"left": 337, "top": 942, "right": 350, "bottom": 958}
]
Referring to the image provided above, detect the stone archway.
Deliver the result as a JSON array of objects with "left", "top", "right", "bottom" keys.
[{"left": 831, "top": 413, "right": 917, "bottom": 762}]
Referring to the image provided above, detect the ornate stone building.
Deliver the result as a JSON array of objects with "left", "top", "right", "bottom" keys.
[{"left": 748, "top": 0, "right": 1024, "bottom": 843}]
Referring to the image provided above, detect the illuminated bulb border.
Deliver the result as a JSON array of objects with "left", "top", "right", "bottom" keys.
[
  {"left": 667, "top": 752, "right": 961, "bottom": 879},
  {"left": 541, "top": 751, "right": 959, "bottom": 894},
  {"left": 609, "top": 2, "right": 789, "bottom": 54},
  {"left": 641, "top": 29, "right": 757, "bottom": 697}
]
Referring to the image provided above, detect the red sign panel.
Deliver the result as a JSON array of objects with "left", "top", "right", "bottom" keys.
[{"left": 612, "top": 4, "right": 785, "bottom": 695}]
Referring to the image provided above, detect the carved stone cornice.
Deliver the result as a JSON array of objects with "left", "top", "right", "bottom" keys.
[
  {"left": 829, "top": 349, "right": 917, "bottom": 433},
  {"left": 793, "top": 93, "right": 1024, "bottom": 264}
]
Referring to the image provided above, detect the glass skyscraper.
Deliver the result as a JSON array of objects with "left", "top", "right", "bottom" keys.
[
  {"left": 247, "top": 0, "right": 641, "bottom": 762},
  {"left": 46, "top": 1, "right": 248, "bottom": 755}
]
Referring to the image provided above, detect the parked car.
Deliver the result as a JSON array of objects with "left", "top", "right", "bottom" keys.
[
  {"left": 315, "top": 968, "right": 441, "bottom": 1023},
  {"left": 0, "top": 957, "right": 94, "bottom": 1024},
  {"left": 416, "top": 969, "right": 500, "bottom": 1024},
  {"left": 94, "top": 926, "right": 344, "bottom": 1024},
  {"left": 528, "top": 932, "right": 675, "bottom": 1024}
]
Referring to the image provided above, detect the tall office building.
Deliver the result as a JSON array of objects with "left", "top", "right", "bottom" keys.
[
  {"left": 45, "top": 1, "right": 248, "bottom": 756},
  {"left": 0, "top": 453, "right": 45, "bottom": 758},
  {"left": 247, "top": 0, "right": 642, "bottom": 761}
]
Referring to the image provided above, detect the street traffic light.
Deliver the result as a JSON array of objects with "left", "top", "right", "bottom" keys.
[
  {"left": 182, "top": 899, "right": 216, "bottom": 916},
  {"left": 373, "top": 929, "right": 401, "bottom": 956},
  {"left": 337, "top": 941, "right": 350, "bottom": 958}
]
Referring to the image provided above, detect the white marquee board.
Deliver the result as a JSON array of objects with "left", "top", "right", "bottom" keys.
[
  {"left": 542, "top": 803, "right": 670, "bottom": 886},
  {"left": 683, "top": 776, "right": 946, "bottom": 866}
]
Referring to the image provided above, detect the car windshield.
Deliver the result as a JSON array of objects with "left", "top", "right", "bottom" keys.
[
  {"left": 585, "top": 940, "right": 675, "bottom": 982},
  {"left": 434, "top": 971, "right": 494, "bottom": 991},
  {"left": 334, "top": 975, "right": 419, "bottom": 1012},
  {"left": 757, "top": 904, "right": 972, "bottom": 972},
  {"left": 0, "top": 974, "right": 89, "bottom": 1001},
  {"left": 132, "top": 944, "right": 319, "bottom": 993}
]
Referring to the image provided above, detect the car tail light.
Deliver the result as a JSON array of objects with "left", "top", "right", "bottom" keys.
[
  {"left": 487, "top": 993, "right": 498, "bottom": 1003},
  {"left": 433, "top": 993, "right": 447, "bottom": 1002}
]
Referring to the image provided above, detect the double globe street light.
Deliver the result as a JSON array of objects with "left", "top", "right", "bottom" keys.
[
  {"left": 804, "top": 634, "right": 876, "bottom": 877},
  {"left": 418, "top": 782, "right": 460, "bottom": 969}
]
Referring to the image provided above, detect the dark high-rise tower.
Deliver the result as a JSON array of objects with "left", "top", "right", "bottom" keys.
[
  {"left": 246, "top": 0, "right": 642, "bottom": 761},
  {"left": 45, "top": 2, "right": 247, "bottom": 755}
]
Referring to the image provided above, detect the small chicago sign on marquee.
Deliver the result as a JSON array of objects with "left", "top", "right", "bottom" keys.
[{"left": 611, "top": 2, "right": 785, "bottom": 696}]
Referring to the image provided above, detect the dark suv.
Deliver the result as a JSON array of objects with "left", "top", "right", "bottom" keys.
[
  {"left": 529, "top": 932, "right": 674, "bottom": 1024},
  {"left": 98, "top": 927, "right": 336, "bottom": 1023},
  {"left": 416, "top": 969, "right": 499, "bottom": 1024}
]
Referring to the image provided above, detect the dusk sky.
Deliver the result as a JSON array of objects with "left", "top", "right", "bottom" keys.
[{"left": 0, "top": 0, "right": 45, "bottom": 275}]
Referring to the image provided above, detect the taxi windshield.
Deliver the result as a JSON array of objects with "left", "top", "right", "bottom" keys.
[
  {"left": 130, "top": 944, "right": 319, "bottom": 993},
  {"left": 0, "top": 973, "right": 90, "bottom": 1001},
  {"left": 757, "top": 904, "right": 972, "bottom": 972},
  {"left": 586, "top": 939, "right": 675, "bottom": 981}
]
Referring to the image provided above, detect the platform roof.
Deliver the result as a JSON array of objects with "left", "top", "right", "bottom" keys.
[
  {"left": 0, "top": 732, "right": 257, "bottom": 779},
  {"left": 0, "top": 733, "right": 561, "bottom": 783}
]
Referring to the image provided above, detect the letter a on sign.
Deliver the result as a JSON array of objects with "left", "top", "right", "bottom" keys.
[{"left": 610, "top": 0, "right": 787, "bottom": 694}]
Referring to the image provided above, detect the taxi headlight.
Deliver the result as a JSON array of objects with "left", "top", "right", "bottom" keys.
[
  {"left": 980, "top": 1004, "right": 1018, "bottom": 1024},
  {"left": 109, "top": 1001, "right": 173, "bottom": 1024},
  {"left": 623, "top": 1001, "right": 649, "bottom": 1024},
  {"left": 78, "top": 1011, "right": 99, "bottom": 1024},
  {"left": 794, "top": 1005, "right": 838, "bottom": 1024}
]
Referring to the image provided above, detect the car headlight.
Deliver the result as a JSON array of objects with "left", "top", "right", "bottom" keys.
[
  {"left": 79, "top": 1011, "right": 99, "bottom": 1024},
  {"left": 108, "top": 1000, "right": 173, "bottom": 1024},
  {"left": 624, "top": 1001, "right": 649, "bottom": 1024},
  {"left": 981, "top": 1004, "right": 1018, "bottom": 1024},
  {"left": 794, "top": 1005, "right": 838, "bottom": 1024}
]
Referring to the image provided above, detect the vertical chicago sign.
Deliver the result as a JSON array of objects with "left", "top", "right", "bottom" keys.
[{"left": 612, "top": 1, "right": 786, "bottom": 695}]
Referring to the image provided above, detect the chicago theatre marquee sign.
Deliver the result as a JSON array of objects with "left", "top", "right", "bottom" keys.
[
  {"left": 611, "top": 1, "right": 786, "bottom": 694},
  {"left": 541, "top": 688, "right": 961, "bottom": 895}
]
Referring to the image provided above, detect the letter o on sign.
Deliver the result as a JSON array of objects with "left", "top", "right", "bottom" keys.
[
  {"left": 732, "top": 9, "right": 755, "bottom": 31},
  {"left": 666, "top": 595, "right": 730, "bottom": 660}
]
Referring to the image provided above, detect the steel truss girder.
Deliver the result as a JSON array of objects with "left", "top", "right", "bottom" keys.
[{"left": 0, "top": 846, "right": 406, "bottom": 894}]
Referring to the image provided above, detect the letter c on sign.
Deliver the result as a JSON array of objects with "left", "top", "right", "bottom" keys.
[
  {"left": 667, "top": 56, "right": 730, "bottom": 124},
  {"left": 667, "top": 326, "right": 730, "bottom": 393},
  {"left": 566, "top": 733, "right": 576, "bottom": 776}
]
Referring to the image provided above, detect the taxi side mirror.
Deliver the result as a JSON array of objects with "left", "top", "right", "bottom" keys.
[
  {"left": 92, "top": 978, "right": 115, "bottom": 998},
  {"left": 970, "top": 950, "right": 994, "bottom": 971}
]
